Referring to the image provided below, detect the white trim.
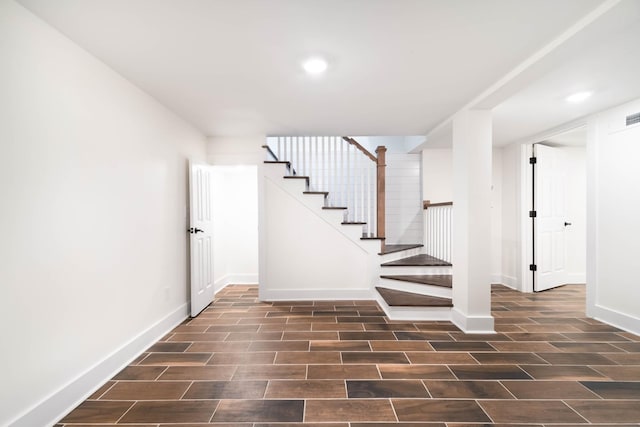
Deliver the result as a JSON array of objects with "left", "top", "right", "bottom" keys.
[
  {"left": 376, "top": 294, "right": 452, "bottom": 321},
  {"left": 494, "top": 274, "right": 519, "bottom": 290},
  {"left": 451, "top": 307, "right": 495, "bottom": 334},
  {"left": 378, "top": 278, "right": 452, "bottom": 299},
  {"left": 8, "top": 304, "right": 189, "bottom": 427},
  {"left": 214, "top": 274, "right": 259, "bottom": 293},
  {"left": 520, "top": 142, "right": 534, "bottom": 293},
  {"left": 585, "top": 117, "right": 599, "bottom": 317},
  {"left": 260, "top": 289, "right": 374, "bottom": 301},
  {"left": 592, "top": 304, "right": 640, "bottom": 336}
]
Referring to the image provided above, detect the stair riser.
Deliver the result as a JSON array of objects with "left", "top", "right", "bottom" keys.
[
  {"left": 320, "top": 208, "right": 348, "bottom": 226},
  {"left": 378, "top": 278, "right": 452, "bottom": 299},
  {"left": 379, "top": 247, "right": 424, "bottom": 262},
  {"left": 376, "top": 296, "right": 452, "bottom": 321},
  {"left": 379, "top": 266, "right": 452, "bottom": 276},
  {"left": 280, "top": 177, "right": 309, "bottom": 194}
]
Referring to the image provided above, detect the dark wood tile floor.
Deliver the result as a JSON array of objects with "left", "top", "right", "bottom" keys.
[{"left": 56, "top": 284, "right": 640, "bottom": 426}]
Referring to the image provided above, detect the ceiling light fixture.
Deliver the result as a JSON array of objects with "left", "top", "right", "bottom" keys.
[
  {"left": 302, "top": 57, "right": 328, "bottom": 75},
  {"left": 565, "top": 91, "right": 592, "bottom": 103}
]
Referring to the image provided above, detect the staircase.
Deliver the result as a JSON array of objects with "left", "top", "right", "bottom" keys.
[
  {"left": 375, "top": 247, "right": 452, "bottom": 320},
  {"left": 262, "top": 140, "right": 453, "bottom": 321}
]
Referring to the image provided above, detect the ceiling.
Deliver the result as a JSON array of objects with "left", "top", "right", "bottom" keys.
[{"left": 17, "top": 0, "right": 640, "bottom": 146}]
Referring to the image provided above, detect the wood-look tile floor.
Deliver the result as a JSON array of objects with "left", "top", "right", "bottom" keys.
[{"left": 56, "top": 284, "right": 640, "bottom": 426}]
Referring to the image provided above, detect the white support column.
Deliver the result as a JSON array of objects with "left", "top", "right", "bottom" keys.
[{"left": 451, "top": 110, "right": 495, "bottom": 333}]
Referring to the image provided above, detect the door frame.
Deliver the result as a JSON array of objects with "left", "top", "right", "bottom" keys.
[{"left": 518, "top": 122, "right": 587, "bottom": 293}]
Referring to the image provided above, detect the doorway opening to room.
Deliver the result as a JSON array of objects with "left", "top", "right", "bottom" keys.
[
  {"left": 526, "top": 126, "right": 587, "bottom": 292},
  {"left": 188, "top": 163, "right": 259, "bottom": 316}
]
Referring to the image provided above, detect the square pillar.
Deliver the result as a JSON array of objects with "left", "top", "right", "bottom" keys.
[{"left": 451, "top": 110, "right": 495, "bottom": 333}]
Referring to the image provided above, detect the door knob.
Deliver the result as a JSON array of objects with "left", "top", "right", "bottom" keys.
[
  {"left": 564, "top": 222, "right": 572, "bottom": 226},
  {"left": 188, "top": 227, "right": 204, "bottom": 234}
]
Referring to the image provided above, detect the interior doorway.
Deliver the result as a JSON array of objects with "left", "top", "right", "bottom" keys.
[
  {"left": 210, "top": 165, "right": 259, "bottom": 292},
  {"left": 528, "top": 127, "right": 587, "bottom": 292}
]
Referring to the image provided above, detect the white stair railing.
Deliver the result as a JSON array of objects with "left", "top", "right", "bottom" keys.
[
  {"left": 267, "top": 136, "right": 380, "bottom": 237},
  {"left": 423, "top": 202, "right": 453, "bottom": 263}
]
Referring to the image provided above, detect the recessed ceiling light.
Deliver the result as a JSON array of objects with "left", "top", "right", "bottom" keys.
[
  {"left": 302, "top": 57, "right": 328, "bottom": 75},
  {"left": 566, "top": 91, "right": 592, "bottom": 103}
]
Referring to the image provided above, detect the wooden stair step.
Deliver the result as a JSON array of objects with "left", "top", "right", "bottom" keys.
[
  {"left": 380, "top": 274, "right": 452, "bottom": 288},
  {"left": 381, "top": 254, "right": 451, "bottom": 267},
  {"left": 264, "top": 160, "right": 290, "bottom": 165},
  {"left": 361, "top": 236, "right": 385, "bottom": 240},
  {"left": 376, "top": 287, "right": 452, "bottom": 307},
  {"left": 379, "top": 244, "right": 423, "bottom": 255}
]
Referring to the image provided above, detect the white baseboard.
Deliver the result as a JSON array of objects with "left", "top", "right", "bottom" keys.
[
  {"left": 494, "top": 275, "right": 519, "bottom": 290},
  {"left": 8, "top": 304, "right": 189, "bottom": 427},
  {"left": 591, "top": 303, "right": 640, "bottom": 335},
  {"left": 214, "top": 273, "right": 258, "bottom": 292},
  {"left": 451, "top": 307, "right": 495, "bottom": 334},
  {"left": 260, "top": 288, "right": 374, "bottom": 301}
]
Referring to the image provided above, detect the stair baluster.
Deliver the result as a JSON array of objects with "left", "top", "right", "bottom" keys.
[
  {"left": 266, "top": 136, "right": 383, "bottom": 238},
  {"left": 423, "top": 201, "right": 453, "bottom": 263}
]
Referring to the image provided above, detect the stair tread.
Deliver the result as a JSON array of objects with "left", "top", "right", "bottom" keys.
[
  {"left": 379, "top": 244, "right": 423, "bottom": 255},
  {"left": 381, "top": 254, "right": 451, "bottom": 267},
  {"left": 361, "top": 236, "right": 385, "bottom": 240},
  {"left": 323, "top": 206, "right": 347, "bottom": 210},
  {"left": 303, "top": 191, "right": 328, "bottom": 195},
  {"left": 376, "top": 287, "right": 453, "bottom": 307},
  {"left": 283, "top": 175, "right": 309, "bottom": 179},
  {"left": 380, "top": 274, "right": 452, "bottom": 288},
  {"left": 342, "top": 221, "right": 366, "bottom": 225}
]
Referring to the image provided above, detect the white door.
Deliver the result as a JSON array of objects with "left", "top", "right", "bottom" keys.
[
  {"left": 189, "top": 163, "right": 215, "bottom": 316},
  {"left": 533, "top": 144, "right": 569, "bottom": 291}
]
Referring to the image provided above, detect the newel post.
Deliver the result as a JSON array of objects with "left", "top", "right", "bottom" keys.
[{"left": 375, "top": 146, "right": 387, "bottom": 239}]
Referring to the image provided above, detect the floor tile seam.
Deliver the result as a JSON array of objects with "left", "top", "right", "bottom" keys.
[
  {"left": 207, "top": 399, "right": 221, "bottom": 423},
  {"left": 473, "top": 398, "right": 496, "bottom": 424},
  {"left": 386, "top": 395, "right": 400, "bottom": 422},
  {"left": 375, "top": 363, "right": 383, "bottom": 380},
  {"left": 91, "top": 381, "right": 117, "bottom": 400},
  {"left": 203, "top": 351, "right": 215, "bottom": 365},
  {"left": 559, "top": 398, "right": 592, "bottom": 423},
  {"left": 585, "top": 364, "right": 618, "bottom": 380},
  {"left": 112, "top": 399, "right": 138, "bottom": 424},
  {"left": 610, "top": 342, "right": 637, "bottom": 353}
]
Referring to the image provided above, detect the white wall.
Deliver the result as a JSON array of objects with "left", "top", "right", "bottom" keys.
[
  {"left": 0, "top": 2, "right": 206, "bottom": 426},
  {"left": 355, "top": 136, "right": 421, "bottom": 154},
  {"left": 422, "top": 149, "right": 453, "bottom": 203},
  {"left": 386, "top": 153, "right": 423, "bottom": 244},
  {"left": 207, "top": 135, "right": 264, "bottom": 165},
  {"left": 211, "top": 166, "right": 259, "bottom": 290},
  {"left": 587, "top": 98, "right": 640, "bottom": 334},
  {"left": 500, "top": 143, "right": 524, "bottom": 289},
  {"left": 421, "top": 147, "right": 503, "bottom": 277},
  {"left": 491, "top": 149, "right": 503, "bottom": 283},
  {"left": 259, "top": 165, "right": 378, "bottom": 300}
]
